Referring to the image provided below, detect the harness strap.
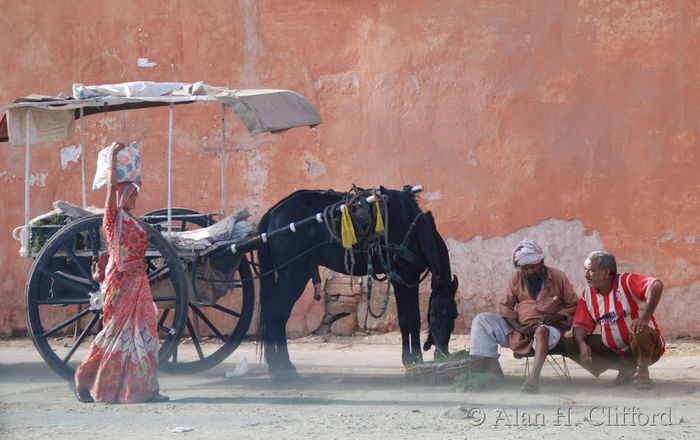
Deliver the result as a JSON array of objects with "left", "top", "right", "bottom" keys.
[{"left": 382, "top": 244, "right": 425, "bottom": 269}]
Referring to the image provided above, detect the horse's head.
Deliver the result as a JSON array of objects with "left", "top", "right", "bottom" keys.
[{"left": 424, "top": 275, "right": 459, "bottom": 357}]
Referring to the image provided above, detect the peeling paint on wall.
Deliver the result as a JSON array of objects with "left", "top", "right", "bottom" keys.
[
  {"left": 411, "top": 74, "right": 419, "bottom": 91},
  {"left": 60, "top": 145, "right": 81, "bottom": 169},
  {"left": 468, "top": 150, "right": 477, "bottom": 166},
  {"left": 29, "top": 173, "right": 47, "bottom": 186},
  {"left": 421, "top": 191, "right": 441, "bottom": 200},
  {"left": 305, "top": 159, "right": 324, "bottom": 178},
  {"left": 446, "top": 218, "right": 604, "bottom": 330},
  {"left": 137, "top": 57, "right": 157, "bottom": 67},
  {"left": 656, "top": 233, "right": 675, "bottom": 245}
]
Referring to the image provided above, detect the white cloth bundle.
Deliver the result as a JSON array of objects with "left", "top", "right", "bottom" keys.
[{"left": 92, "top": 142, "right": 142, "bottom": 190}]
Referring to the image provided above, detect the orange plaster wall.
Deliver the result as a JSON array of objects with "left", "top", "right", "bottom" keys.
[{"left": 0, "top": 1, "right": 698, "bottom": 337}]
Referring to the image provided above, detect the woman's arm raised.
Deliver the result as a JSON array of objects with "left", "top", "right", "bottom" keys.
[{"left": 105, "top": 142, "right": 127, "bottom": 208}]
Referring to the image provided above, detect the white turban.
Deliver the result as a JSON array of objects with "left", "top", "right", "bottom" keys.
[{"left": 512, "top": 239, "right": 545, "bottom": 268}]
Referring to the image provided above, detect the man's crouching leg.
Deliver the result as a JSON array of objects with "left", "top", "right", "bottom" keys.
[
  {"left": 629, "top": 326, "right": 663, "bottom": 390},
  {"left": 562, "top": 335, "right": 636, "bottom": 384},
  {"left": 468, "top": 312, "right": 508, "bottom": 380}
]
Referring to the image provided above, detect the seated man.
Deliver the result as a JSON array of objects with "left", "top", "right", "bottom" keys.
[
  {"left": 468, "top": 239, "right": 578, "bottom": 393},
  {"left": 562, "top": 251, "right": 665, "bottom": 390}
]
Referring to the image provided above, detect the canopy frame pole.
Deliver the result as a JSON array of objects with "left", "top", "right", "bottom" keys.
[
  {"left": 221, "top": 103, "right": 226, "bottom": 217},
  {"left": 79, "top": 108, "right": 87, "bottom": 208},
  {"left": 167, "top": 103, "right": 173, "bottom": 240},
  {"left": 24, "top": 110, "right": 30, "bottom": 231}
]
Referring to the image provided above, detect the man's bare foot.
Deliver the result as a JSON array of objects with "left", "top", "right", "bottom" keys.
[
  {"left": 636, "top": 367, "right": 653, "bottom": 390},
  {"left": 611, "top": 367, "right": 637, "bottom": 386},
  {"left": 521, "top": 380, "right": 538, "bottom": 394}
]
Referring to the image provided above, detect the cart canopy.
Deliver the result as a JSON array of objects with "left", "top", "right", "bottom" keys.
[{"left": 0, "top": 81, "right": 322, "bottom": 145}]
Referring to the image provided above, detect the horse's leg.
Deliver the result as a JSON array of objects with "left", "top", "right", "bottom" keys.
[
  {"left": 393, "top": 283, "right": 423, "bottom": 365},
  {"left": 266, "top": 269, "right": 311, "bottom": 380},
  {"left": 261, "top": 294, "right": 283, "bottom": 373}
]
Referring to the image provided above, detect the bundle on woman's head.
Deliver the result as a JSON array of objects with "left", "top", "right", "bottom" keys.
[{"left": 92, "top": 142, "right": 142, "bottom": 191}]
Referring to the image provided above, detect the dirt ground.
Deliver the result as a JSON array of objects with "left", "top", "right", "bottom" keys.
[{"left": 1, "top": 333, "right": 698, "bottom": 440}]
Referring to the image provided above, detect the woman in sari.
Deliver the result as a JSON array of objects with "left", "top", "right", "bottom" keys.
[{"left": 73, "top": 142, "right": 168, "bottom": 403}]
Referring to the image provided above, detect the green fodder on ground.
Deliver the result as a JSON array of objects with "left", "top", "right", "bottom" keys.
[{"left": 452, "top": 371, "right": 500, "bottom": 392}]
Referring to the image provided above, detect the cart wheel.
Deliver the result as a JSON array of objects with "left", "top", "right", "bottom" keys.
[
  {"left": 159, "top": 252, "right": 256, "bottom": 374},
  {"left": 24, "top": 214, "right": 188, "bottom": 380}
]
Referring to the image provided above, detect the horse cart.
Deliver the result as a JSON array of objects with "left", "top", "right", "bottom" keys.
[
  {"left": 2, "top": 81, "right": 458, "bottom": 382},
  {"left": 1, "top": 81, "right": 326, "bottom": 379}
]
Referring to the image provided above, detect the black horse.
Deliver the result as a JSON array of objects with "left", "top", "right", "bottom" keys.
[{"left": 257, "top": 187, "right": 458, "bottom": 379}]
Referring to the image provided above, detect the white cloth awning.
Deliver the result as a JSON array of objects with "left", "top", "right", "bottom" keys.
[{"left": 1, "top": 81, "right": 322, "bottom": 145}]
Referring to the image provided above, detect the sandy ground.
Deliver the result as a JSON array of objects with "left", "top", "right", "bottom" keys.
[{"left": 0, "top": 333, "right": 698, "bottom": 440}]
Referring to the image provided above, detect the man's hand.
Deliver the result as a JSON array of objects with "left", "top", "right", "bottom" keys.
[
  {"left": 572, "top": 327, "right": 592, "bottom": 364},
  {"left": 629, "top": 317, "right": 650, "bottom": 334},
  {"left": 517, "top": 324, "right": 536, "bottom": 339},
  {"left": 540, "top": 313, "right": 565, "bottom": 326},
  {"left": 630, "top": 280, "right": 663, "bottom": 334}
]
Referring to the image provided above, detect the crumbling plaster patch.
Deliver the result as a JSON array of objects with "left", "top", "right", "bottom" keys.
[
  {"left": 446, "top": 218, "right": 698, "bottom": 337},
  {"left": 446, "top": 218, "right": 604, "bottom": 330},
  {"left": 60, "top": 145, "right": 81, "bottom": 169}
]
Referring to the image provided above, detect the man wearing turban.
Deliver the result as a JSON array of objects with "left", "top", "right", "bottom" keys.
[{"left": 467, "top": 239, "right": 579, "bottom": 393}]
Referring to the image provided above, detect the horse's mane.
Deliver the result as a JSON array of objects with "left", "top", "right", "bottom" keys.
[{"left": 263, "top": 189, "right": 345, "bottom": 220}]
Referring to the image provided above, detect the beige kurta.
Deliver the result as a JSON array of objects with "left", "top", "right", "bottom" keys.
[{"left": 496, "top": 266, "right": 578, "bottom": 354}]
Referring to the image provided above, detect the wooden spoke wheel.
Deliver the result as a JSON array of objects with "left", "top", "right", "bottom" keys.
[
  {"left": 141, "top": 208, "right": 256, "bottom": 374},
  {"left": 24, "top": 215, "right": 188, "bottom": 380},
  {"left": 158, "top": 253, "right": 256, "bottom": 374}
]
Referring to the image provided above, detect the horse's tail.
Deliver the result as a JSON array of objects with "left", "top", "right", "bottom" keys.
[{"left": 255, "top": 210, "right": 274, "bottom": 357}]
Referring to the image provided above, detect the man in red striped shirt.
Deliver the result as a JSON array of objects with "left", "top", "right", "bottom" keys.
[{"left": 563, "top": 251, "right": 665, "bottom": 390}]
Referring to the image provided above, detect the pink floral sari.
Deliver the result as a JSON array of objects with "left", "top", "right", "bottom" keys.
[{"left": 75, "top": 183, "right": 160, "bottom": 403}]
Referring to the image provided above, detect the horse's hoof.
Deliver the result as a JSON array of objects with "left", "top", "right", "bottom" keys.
[
  {"left": 433, "top": 350, "right": 449, "bottom": 361},
  {"left": 402, "top": 355, "right": 424, "bottom": 367}
]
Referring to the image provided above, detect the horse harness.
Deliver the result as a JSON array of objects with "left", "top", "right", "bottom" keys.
[{"left": 321, "top": 187, "right": 430, "bottom": 318}]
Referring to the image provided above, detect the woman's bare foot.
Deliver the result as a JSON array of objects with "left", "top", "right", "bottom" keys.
[{"left": 149, "top": 392, "right": 170, "bottom": 402}]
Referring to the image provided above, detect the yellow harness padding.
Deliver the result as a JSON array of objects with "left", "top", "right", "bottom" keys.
[
  {"left": 374, "top": 199, "right": 385, "bottom": 232},
  {"left": 341, "top": 204, "right": 358, "bottom": 248}
]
